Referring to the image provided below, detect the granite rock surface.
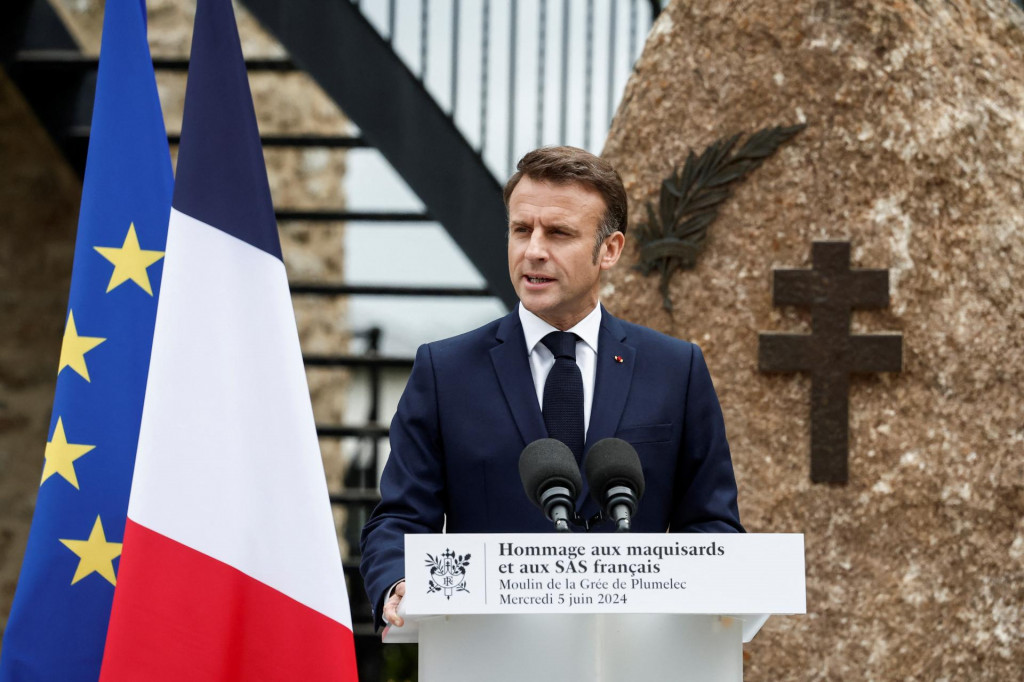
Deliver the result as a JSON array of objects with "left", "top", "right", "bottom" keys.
[
  {"left": 603, "top": 0, "right": 1024, "bottom": 678},
  {"left": 0, "top": 69, "right": 80, "bottom": 637}
]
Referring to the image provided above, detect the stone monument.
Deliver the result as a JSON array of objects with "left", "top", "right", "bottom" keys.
[
  {"left": 0, "top": 69, "right": 80, "bottom": 639},
  {"left": 603, "top": 0, "right": 1023, "bottom": 678}
]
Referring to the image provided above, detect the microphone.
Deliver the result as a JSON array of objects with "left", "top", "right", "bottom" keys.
[
  {"left": 519, "top": 438, "right": 583, "bottom": 532},
  {"left": 584, "top": 438, "right": 645, "bottom": 532}
]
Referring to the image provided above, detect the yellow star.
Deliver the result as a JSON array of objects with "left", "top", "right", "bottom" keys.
[
  {"left": 60, "top": 516, "right": 123, "bottom": 586},
  {"left": 58, "top": 311, "right": 105, "bottom": 382},
  {"left": 41, "top": 417, "right": 95, "bottom": 489},
  {"left": 94, "top": 222, "right": 164, "bottom": 295}
]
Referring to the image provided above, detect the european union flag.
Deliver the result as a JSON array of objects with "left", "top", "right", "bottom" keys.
[{"left": 0, "top": 0, "right": 172, "bottom": 678}]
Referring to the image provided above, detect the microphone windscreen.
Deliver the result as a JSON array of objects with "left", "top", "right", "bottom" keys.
[
  {"left": 519, "top": 438, "right": 583, "bottom": 507},
  {"left": 584, "top": 438, "right": 646, "bottom": 500}
]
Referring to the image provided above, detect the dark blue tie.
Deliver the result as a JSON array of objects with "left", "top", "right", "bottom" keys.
[{"left": 541, "top": 331, "right": 585, "bottom": 464}]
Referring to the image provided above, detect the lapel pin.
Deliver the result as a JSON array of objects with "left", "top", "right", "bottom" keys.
[{"left": 613, "top": 355, "right": 624, "bottom": 363}]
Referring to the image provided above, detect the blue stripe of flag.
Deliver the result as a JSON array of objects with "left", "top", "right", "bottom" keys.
[{"left": 171, "top": 0, "right": 282, "bottom": 260}]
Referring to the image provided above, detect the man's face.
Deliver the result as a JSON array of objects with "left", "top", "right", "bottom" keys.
[{"left": 507, "top": 176, "right": 624, "bottom": 330}]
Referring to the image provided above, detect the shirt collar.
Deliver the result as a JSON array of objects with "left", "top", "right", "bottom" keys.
[{"left": 519, "top": 303, "right": 602, "bottom": 355}]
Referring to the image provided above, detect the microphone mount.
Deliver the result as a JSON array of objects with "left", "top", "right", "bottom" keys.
[
  {"left": 605, "top": 485, "right": 638, "bottom": 532},
  {"left": 538, "top": 485, "right": 575, "bottom": 532}
]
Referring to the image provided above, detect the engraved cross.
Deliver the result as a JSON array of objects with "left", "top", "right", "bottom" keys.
[{"left": 759, "top": 241, "right": 902, "bottom": 483}]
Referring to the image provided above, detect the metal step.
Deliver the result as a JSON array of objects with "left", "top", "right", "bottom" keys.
[
  {"left": 303, "top": 354, "right": 414, "bottom": 369},
  {"left": 290, "top": 283, "right": 491, "bottom": 297},
  {"left": 316, "top": 424, "right": 389, "bottom": 438},
  {"left": 329, "top": 489, "right": 382, "bottom": 506},
  {"left": 275, "top": 209, "right": 430, "bottom": 222},
  {"left": 13, "top": 49, "right": 297, "bottom": 71}
]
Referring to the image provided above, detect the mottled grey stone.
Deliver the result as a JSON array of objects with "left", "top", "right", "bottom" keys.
[{"left": 603, "top": 0, "right": 1024, "bottom": 678}]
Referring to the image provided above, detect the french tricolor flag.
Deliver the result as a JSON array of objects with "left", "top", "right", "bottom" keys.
[{"left": 100, "top": 0, "right": 357, "bottom": 678}]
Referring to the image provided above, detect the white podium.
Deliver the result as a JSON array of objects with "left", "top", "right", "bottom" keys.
[{"left": 384, "top": 533, "right": 805, "bottom": 682}]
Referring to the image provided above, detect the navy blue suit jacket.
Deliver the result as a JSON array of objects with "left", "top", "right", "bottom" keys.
[{"left": 360, "top": 307, "right": 743, "bottom": 621}]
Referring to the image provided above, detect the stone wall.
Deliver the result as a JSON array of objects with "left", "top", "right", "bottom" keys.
[
  {"left": 603, "top": 0, "right": 1023, "bottom": 678},
  {"left": 0, "top": 69, "right": 81, "bottom": 637}
]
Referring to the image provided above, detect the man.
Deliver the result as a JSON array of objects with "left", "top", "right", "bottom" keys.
[{"left": 360, "top": 146, "right": 743, "bottom": 627}]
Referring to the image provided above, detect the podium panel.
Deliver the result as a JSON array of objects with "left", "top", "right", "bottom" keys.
[
  {"left": 385, "top": 534, "right": 804, "bottom": 681},
  {"left": 417, "top": 614, "right": 742, "bottom": 682}
]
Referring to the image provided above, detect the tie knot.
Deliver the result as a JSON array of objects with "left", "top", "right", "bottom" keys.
[{"left": 542, "top": 331, "right": 578, "bottom": 360}]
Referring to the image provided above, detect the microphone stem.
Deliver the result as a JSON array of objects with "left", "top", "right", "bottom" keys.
[
  {"left": 541, "top": 487, "right": 576, "bottom": 532},
  {"left": 609, "top": 500, "right": 633, "bottom": 532}
]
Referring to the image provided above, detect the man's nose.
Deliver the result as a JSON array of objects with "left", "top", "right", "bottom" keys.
[{"left": 524, "top": 231, "right": 547, "bottom": 260}]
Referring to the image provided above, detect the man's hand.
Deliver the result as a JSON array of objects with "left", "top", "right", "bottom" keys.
[{"left": 383, "top": 580, "right": 406, "bottom": 627}]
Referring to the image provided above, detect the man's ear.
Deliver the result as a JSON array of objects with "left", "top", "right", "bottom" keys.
[{"left": 599, "top": 231, "right": 625, "bottom": 270}]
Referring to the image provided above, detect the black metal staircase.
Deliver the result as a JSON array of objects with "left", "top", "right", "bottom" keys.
[{"left": 243, "top": 0, "right": 518, "bottom": 309}]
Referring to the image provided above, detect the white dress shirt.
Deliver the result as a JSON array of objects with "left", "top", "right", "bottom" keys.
[{"left": 518, "top": 303, "right": 602, "bottom": 438}]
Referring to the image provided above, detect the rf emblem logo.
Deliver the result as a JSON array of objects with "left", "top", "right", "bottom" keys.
[{"left": 425, "top": 548, "right": 471, "bottom": 599}]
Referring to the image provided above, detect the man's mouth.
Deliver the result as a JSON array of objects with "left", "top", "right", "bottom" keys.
[{"left": 525, "top": 276, "right": 554, "bottom": 284}]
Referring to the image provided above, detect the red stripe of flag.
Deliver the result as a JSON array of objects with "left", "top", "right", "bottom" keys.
[{"left": 100, "top": 520, "right": 356, "bottom": 681}]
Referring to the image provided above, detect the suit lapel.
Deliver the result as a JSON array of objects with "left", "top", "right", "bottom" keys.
[
  {"left": 585, "top": 309, "right": 636, "bottom": 453},
  {"left": 577, "top": 309, "right": 636, "bottom": 518},
  {"left": 491, "top": 312, "right": 547, "bottom": 446}
]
